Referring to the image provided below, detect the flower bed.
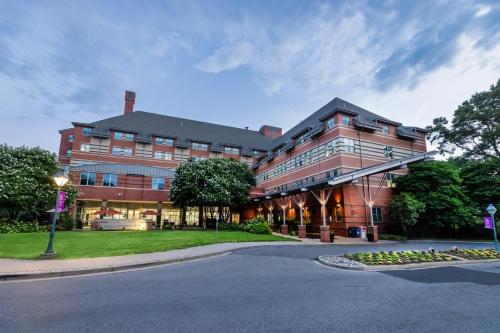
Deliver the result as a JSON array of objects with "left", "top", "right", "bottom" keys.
[
  {"left": 445, "top": 248, "right": 500, "bottom": 260},
  {"left": 344, "top": 250, "right": 458, "bottom": 265}
]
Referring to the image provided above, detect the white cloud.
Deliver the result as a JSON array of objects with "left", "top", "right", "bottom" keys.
[
  {"left": 195, "top": 41, "right": 256, "bottom": 73},
  {"left": 475, "top": 5, "right": 491, "bottom": 17}
]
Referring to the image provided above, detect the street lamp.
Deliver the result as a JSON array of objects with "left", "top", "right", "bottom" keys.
[{"left": 42, "top": 169, "right": 69, "bottom": 258}]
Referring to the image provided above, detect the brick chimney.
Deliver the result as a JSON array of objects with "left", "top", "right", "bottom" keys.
[
  {"left": 124, "top": 90, "right": 136, "bottom": 115},
  {"left": 259, "top": 125, "right": 282, "bottom": 139}
]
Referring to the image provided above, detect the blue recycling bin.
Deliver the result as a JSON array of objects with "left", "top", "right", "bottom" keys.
[{"left": 354, "top": 227, "right": 361, "bottom": 238}]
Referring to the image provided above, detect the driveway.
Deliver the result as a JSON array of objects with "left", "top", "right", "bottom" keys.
[{"left": 1, "top": 242, "right": 499, "bottom": 333}]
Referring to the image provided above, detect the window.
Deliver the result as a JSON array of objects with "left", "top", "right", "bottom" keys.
[
  {"left": 114, "top": 132, "right": 134, "bottom": 141},
  {"left": 154, "top": 151, "right": 173, "bottom": 160},
  {"left": 155, "top": 137, "right": 174, "bottom": 146},
  {"left": 191, "top": 156, "right": 207, "bottom": 162},
  {"left": 386, "top": 173, "right": 396, "bottom": 188},
  {"left": 102, "top": 173, "right": 117, "bottom": 187},
  {"left": 326, "top": 117, "right": 336, "bottom": 129},
  {"left": 192, "top": 142, "right": 208, "bottom": 151},
  {"left": 253, "top": 150, "right": 263, "bottom": 156},
  {"left": 66, "top": 150, "right": 72, "bottom": 157},
  {"left": 80, "top": 144, "right": 90, "bottom": 152},
  {"left": 112, "top": 147, "right": 133, "bottom": 156},
  {"left": 82, "top": 127, "right": 93, "bottom": 136},
  {"left": 68, "top": 135, "right": 74, "bottom": 142},
  {"left": 326, "top": 169, "right": 339, "bottom": 178},
  {"left": 381, "top": 125, "right": 389, "bottom": 135},
  {"left": 80, "top": 172, "right": 96, "bottom": 186},
  {"left": 152, "top": 177, "right": 164, "bottom": 190},
  {"left": 295, "top": 133, "right": 307, "bottom": 145},
  {"left": 342, "top": 115, "right": 351, "bottom": 126},
  {"left": 384, "top": 146, "right": 393, "bottom": 158},
  {"left": 372, "top": 207, "right": 383, "bottom": 223},
  {"left": 344, "top": 138, "right": 355, "bottom": 153},
  {"left": 224, "top": 146, "right": 240, "bottom": 155}
]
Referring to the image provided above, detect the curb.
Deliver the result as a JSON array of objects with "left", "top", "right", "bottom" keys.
[
  {"left": 317, "top": 256, "right": 500, "bottom": 271},
  {"left": 0, "top": 251, "right": 231, "bottom": 282}
]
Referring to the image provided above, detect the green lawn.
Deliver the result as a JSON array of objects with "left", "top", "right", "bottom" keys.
[{"left": 0, "top": 231, "right": 293, "bottom": 260}]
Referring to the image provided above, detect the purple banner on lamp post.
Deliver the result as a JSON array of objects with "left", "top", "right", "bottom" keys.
[
  {"left": 484, "top": 216, "right": 493, "bottom": 229},
  {"left": 57, "top": 191, "right": 66, "bottom": 212}
]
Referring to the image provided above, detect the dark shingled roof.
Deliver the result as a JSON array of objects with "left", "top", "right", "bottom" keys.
[
  {"left": 268, "top": 97, "right": 402, "bottom": 150},
  {"left": 82, "top": 111, "right": 275, "bottom": 156}
]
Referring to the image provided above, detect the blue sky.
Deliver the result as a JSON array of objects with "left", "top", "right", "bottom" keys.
[{"left": 0, "top": 0, "right": 499, "bottom": 153}]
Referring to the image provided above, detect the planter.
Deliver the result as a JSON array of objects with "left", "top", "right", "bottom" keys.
[
  {"left": 320, "top": 226, "right": 331, "bottom": 243},
  {"left": 367, "top": 226, "right": 378, "bottom": 243}
]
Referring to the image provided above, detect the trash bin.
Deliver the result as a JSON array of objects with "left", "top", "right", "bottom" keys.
[
  {"left": 347, "top": 227, "right": 353, "bottom": 237},
  {"left": 358, "top": 226, "right": 367, "bottom": 238},
  {"left": 354, "top": 227, "right": 361, "bottom": 238}
]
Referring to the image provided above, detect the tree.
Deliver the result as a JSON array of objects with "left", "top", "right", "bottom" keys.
[
  {"left": 458, "top": 157, "right": 500, "bottom": 212},
  {"left": 0, "top": 144, "right": 76, "bottom": 221},
  {"left": 395, "top": 161, "right": 476, "bottom": 233},
  {"left": 389, "top": 193, "right": 425, "bottom": 236},
  {"left": 169, "top": 158, "right": 256, "bottom": 225},
  {"left": 426, "top": 79, "right": 500, "bottom": 160}
]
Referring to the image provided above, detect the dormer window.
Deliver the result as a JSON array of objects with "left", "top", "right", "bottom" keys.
[
  {"left": 155, "top": 137, "right": 174, "bottom": 146},
  {"left": 378, "top": 125, "right": 389, "bottom": 135},
  {"left": 342, "top": 115, "right": 351, "bottom": 126},
  {"left": 114, "top": 132, "right": 134, "bottom": 141},
  {"left": 224, "top": 146, "right": 240, "bottom": 155},
  {"left": 192, "top": 142, "right": 208, "bottom": 151},
  {"left": 82, "top": 127, "right": 94, "bottom": 136},
  {"left": 295, "top": 133, "right": 307, "bottom": 145},
  {"left": 326, "top": 117, "right": 336, "bottom": 129}
]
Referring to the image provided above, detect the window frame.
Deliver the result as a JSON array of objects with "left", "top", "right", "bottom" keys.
[
  {"left": 114, "top": 132, "right": 134, "bottom": 141},
  {"left": 112, "top": 146, "right": 133, "bottom": 156},
  {"left": 80, "top": 144, "right": 91, "bottom": 152},
  {"left": 82, "top": 127, "right": 94, "bottom": 136},
  {"left": 224, "top": 146, "right": 240, "bottom": 155},
  {"left": 384, "top": 145, "right": 393, "bottom": 159},
  {"left": 155, "top": 137, "right": 174, "bottom": 146},
  {"left": 80, "top": 172, "right": 96, "bottom": 186},
  {"left": 154, "top": 151, "right": 173, "bottom": 160},
  {"left": 152, "top": 177, "right": 165, "bottom": 190},
  {"left": 191, "top": 142, "right": 209, "bottom": 151},
  {"left": 102, "top": 173, "right": 118, "bottom": 187},
  {"left": 342, "top": 115, "right": 351, "bottom": 126},
  {"left": 68, "top": 135, "right": 74, "bottom": 142},
  {"left": 326, "top": 117, "right": 336, "bottom": 129},
  {"left": 371, "top": 207, "right": 383, "bottom": 224}
]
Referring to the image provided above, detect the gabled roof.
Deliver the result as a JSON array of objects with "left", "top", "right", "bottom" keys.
[
  {"left": 74, "top": 111, "right": 276, "bottom": 156},
  {"left": 269, "top": 97, "right": 402, "bottom": 149}
]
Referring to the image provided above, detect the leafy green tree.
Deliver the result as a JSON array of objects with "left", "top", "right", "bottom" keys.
[
  {"left": 458, "top": 157, "right": 500, "bottom": 211},
  {"left": 389, "top": 193, "right": 425, "bottom": 236},
  {"left": 170, "top": 158, "right": 256, "bottom": 224},
  {"left": 0, "top": 144, "right": 76, "bottom": 221},
  {"left": 427, "top": 79, "right": 500, "bottom": 160},
  {"left": 396, "top": 161, "right": 476, "bottom": 233}
]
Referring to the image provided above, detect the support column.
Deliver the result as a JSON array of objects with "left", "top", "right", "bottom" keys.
[
  {"left": 280, "top": 206, "right": 288, "bottom": 235},
  {"left": 368, "top": 225, "right": 378, "bottom": 243}
]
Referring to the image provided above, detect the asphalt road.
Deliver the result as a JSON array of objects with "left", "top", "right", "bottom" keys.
[{"left": 1, "top": 242, "right": 500, "bottom": 333}]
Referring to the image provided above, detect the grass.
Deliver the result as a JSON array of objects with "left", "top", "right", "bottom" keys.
[
  {"left": 345, "top": 250, "right": 458, "bottom": 265},
  {"left": 378, "top": 233, "right": 407, "bottom": 242},
  {"left": 0, "top": 230, "right": 294, "bottom": 260}
]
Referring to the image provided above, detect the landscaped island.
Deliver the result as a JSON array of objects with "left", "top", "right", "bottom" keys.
[{"left": 0, "top": 231, "right": 293, "bottom": 260}]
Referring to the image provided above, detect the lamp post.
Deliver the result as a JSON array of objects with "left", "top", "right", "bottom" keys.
[
  {"left": 42, "top": 169, "right": 69, "bottom": 258},
  {"left": 486, "top": 204, "right": 498, "bottom": 253}
]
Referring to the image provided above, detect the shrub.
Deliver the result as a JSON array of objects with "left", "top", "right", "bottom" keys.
[
  {"left": 58, "top": 214, "right": 74, "bottom": 231},
  {"left": 0, "top": 219, "right": 46, "bottom": 234},
  {"left": 217, "top": 217, "right": 272, "bottom": 234}
]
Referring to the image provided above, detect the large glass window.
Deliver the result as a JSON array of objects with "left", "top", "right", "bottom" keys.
[
  {"left": 224, "top": 146, "right": 240, "bottom": 155},
  {"left": 372, "top": 207, "right": 383, "bottom": 223},
  {"left": 152, "top": 177, "right": 164, "bottom": 190},
  {"left": 114, "top": 132, "right": 134, "bottom": 141},
  {"left": 155, "top": 137, "right": 174, "bottom": 146},
  {"left": 344, "top": 138, "right": 355, "bottom": 153},
  {"left": 191, "top": 156, "right": 207, "bottom": 162},
  {"left": 82, "top": 127, "right": 94, "bottom": 136},
  {"left": 192, "top": 142, "right": 208, "bottom": 151},
  {"left": 80, "top": 172, "right": 96, "bottom": 186},
  {"left": 154, "top": 151, "right": 173, "bottom": 160},
  {"left": 326, "top": 117, "right": 336, "bottom": 129},
  {"left": 102, "top": 173, "right": 118, "bottom": 187},
  {"left": 342, "top": 115, "right": 351, "bottom": 125},
  {"left": 112, "top": 147, "right": 133, "bottom": 156},
  {"left": 80, "top": 144, "right": 90, "bottom": 152}
]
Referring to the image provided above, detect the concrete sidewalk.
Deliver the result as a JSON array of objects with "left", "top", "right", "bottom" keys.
[{"left": 0, "top": 241, "right": 317, "bottom": 281}]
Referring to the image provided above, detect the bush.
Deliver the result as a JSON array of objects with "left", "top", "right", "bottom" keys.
[
  {"left": 58, "top": 214, "right": 74, "bottom": 231},
  {"left": 217, "top": 217, "right": 272, "bottom": 234},
  {"left": 378, "top": 233, "right": 407, "bottom": 242},
  {"left": 0, "top": 219, "right": 46, "bottom": 234}
]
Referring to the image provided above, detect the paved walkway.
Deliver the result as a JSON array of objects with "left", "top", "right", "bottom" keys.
[{"left": 0, "top": 236, "right": 393, "bottom": 280}]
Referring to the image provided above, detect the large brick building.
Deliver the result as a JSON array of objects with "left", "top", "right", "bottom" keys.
[{"left": 58, "top": 91, "right": 429, "bottom": 238}]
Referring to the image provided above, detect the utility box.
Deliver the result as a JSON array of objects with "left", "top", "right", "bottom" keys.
[{"left": 358, "top": 226, "right": 367, "bottom": 238}]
